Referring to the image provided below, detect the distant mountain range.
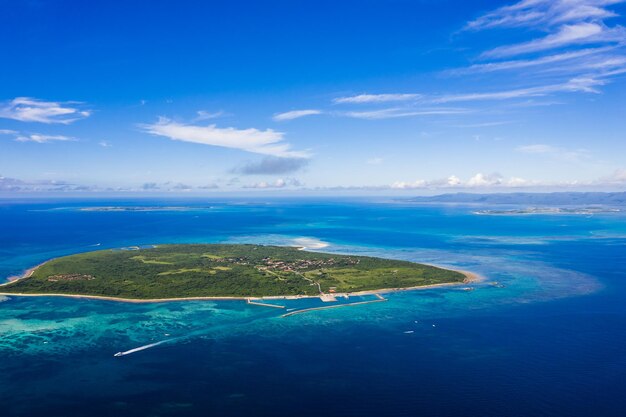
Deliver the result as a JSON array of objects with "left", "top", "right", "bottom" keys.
[{"left": 405, "top": 192, "right": 626, "bottom": 205}]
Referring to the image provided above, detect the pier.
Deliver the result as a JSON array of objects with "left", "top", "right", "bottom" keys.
[
  {"left": 281, "top": 295, "right": 387, "bottom": 317},
  {"left": 246, "top": 298, "right": 285, "bottom": 309}
]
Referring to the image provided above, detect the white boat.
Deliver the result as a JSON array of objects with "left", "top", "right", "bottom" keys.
[{"left": 114, "top": 352, "right": 124, "bottom": 357}]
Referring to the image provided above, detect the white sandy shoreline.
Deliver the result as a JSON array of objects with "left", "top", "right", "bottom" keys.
[{"left": 0, "top": 257, "right": 483, "bottom": 304}]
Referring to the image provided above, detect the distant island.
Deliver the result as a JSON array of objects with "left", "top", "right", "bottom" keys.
[
  {"left": 405, "top": 192, "right": 626, "bottom": 205},
  {"left": 79, "top": 206, "right": 207, "bottom": 212},
  {"left": 0, "top": 244, "right": 472, "bottom": 301},
  {"left": 474, "top": 207, "right": 621, "bottom": 215}
]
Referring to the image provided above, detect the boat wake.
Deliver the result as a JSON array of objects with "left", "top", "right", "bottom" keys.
[{"left": 113, "top": 340, "right": 169, "bottom": 357}]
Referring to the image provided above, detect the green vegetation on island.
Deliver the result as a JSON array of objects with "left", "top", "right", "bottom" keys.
[{"left": 1, "top": 244, "right": 466, "bottom": 299}]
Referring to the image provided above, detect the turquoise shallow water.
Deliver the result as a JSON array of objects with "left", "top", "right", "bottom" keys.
[{"left": 1, "top": 199, "right": 625, "bottom": 416}]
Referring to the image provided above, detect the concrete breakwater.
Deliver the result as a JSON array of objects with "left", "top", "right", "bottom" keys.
[{"left": 281, "top": 295, "right": 387, "bottom": 317}]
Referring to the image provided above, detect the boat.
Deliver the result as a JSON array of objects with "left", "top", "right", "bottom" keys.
[{"left": 113, "top": 352, "right": 124, "bottom": 357}]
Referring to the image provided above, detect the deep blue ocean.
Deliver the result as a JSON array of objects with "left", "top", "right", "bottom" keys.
[{"left": 1, "top": 198, "right": 625, "bottom": 417}]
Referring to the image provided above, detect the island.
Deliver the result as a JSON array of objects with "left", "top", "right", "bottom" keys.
[
  {"left": 0, "top": 244, "right": 473, "bottom": 301},
  {"left": 473, "top": 207, "right": 621, "bottom": 215},
  {"left": 78, "top": 206, "right": 207, "bottom": 212}
]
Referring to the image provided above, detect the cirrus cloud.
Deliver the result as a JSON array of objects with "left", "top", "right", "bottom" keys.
[
  {"left": 194, "top": 110, "right": 227, "bottom": 121},
  {"left": 333, "top": 93, "right": 421, "bottom": 104},
  {"left": 516, "top": 143, "right": 592, "bottom": 162},
  {"left": 273, "top": 109, "right": 322, "bottom": 121},
  {"left": 481, "top": 22, "right": 622, "bottom": 58},
  {"left": 0, "top": 97, "right": 91, "bottom": 124},
  {"left": 15, "top": 134, "right": 76, "bottom": 143},
  {"left": 1, "top": 129, "right": 77, "bottom": 143},
  {"left": 466, "top": 0, "right": 624, "bottom": 31},
  {"left": 434, "top": 77, "right": 604, "bottom": 103},
  {"left": 140, "top": 117, "right": 309, "bottom": 158},
  {"left": 343, "top": 107, "right": 468, "bottom": 119},
  {"left": 447, "top": 0, "right": 626, "bottom": 103}
]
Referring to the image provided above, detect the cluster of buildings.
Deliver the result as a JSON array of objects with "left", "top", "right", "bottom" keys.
[
  {"left": 47, "top": 274, "right": 95, "bottom": 282},
  {"left": 258, "top": 257, "right": 359, "bottom": 273}
]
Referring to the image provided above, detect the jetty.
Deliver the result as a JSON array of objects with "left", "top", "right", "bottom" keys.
[
  {"left": 246, "top": 298, "right": 285, "bottom": 309},
  {"left": 281, "top": 294, "right": 387, "bottom": 317}
]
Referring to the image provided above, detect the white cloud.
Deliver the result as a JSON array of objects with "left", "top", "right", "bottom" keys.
[
  {"left": 538, "top": 54, "right": 626, "bottom": 76},
  {"left": 367, "top": 157, "right": 384, "bottom": 165},
  {"left": 0, "top": 97, "right": 91, "bottom": 124},
  {"left": 466, "top": 0, "right": 624, "bottom": 30},
  {"left": 553, "top": 3, "right": 619, "bottom": 23},
  {"left": 507, "top": 177, "right": 531, "bottom": 186},
  {"left": 390, "top": 173, "right": 536, "bottom": 189},
  {"left": 467, "top": 172, "right": 504, "bottom": 187},
  {"left": 434, "top": 77, "right": 603, "bottom": 103},
  {"left": 315, "top": 2, "right": 622, "bottom": 124},
  {"left": 0, "top": 129, "right": 77, "bottom": 144},
  {"left": 99, "top": 141, "right": 112, "bottom": 148},
  {"left": 139, "top": 182, "right": 220, "bottom": 191},
  {"left": 447, "top": 175, "right": 462, "bottom": 186},
  {"left": 467, "top": 173, "right": 535, "bottom": 188},
  {"left": 14, "top": 134, "right": 75, "bottom": 143},
  {"left": 273, "top": 109, "right": 322, "bottom": 121},
  {"left": 390, "top": 179, "right": 428, "bottom": 189},
  {"left": 453, "top": 47, "right": 612, "bottom": 74},
  {"left": 343, "top": 107, "right": 468, "bottom": 119},
  {"left": 454, "top": 0, "right": 626, "bottom": 100},
  {"left": 195, "top": 110, "right": 227, "bottom": 121},
  {"left": 244, "top": 178, "right": 302, "bottom": 189},
  {"left": 516, "top": 143, "right": 591, "bottom": 162},
  {"left": 333, "top": 93, "right": 421, "bottom": 104},
  {"left": 482, "top": 22, "right": 621, "bottom": 58},
  {"left": 140, "top": 117, "right": 308, "bottom": 158}
]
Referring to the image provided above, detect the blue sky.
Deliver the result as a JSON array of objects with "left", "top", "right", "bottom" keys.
[{"left": 1, "top": 0, "right": 625, "bottom": 194}]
